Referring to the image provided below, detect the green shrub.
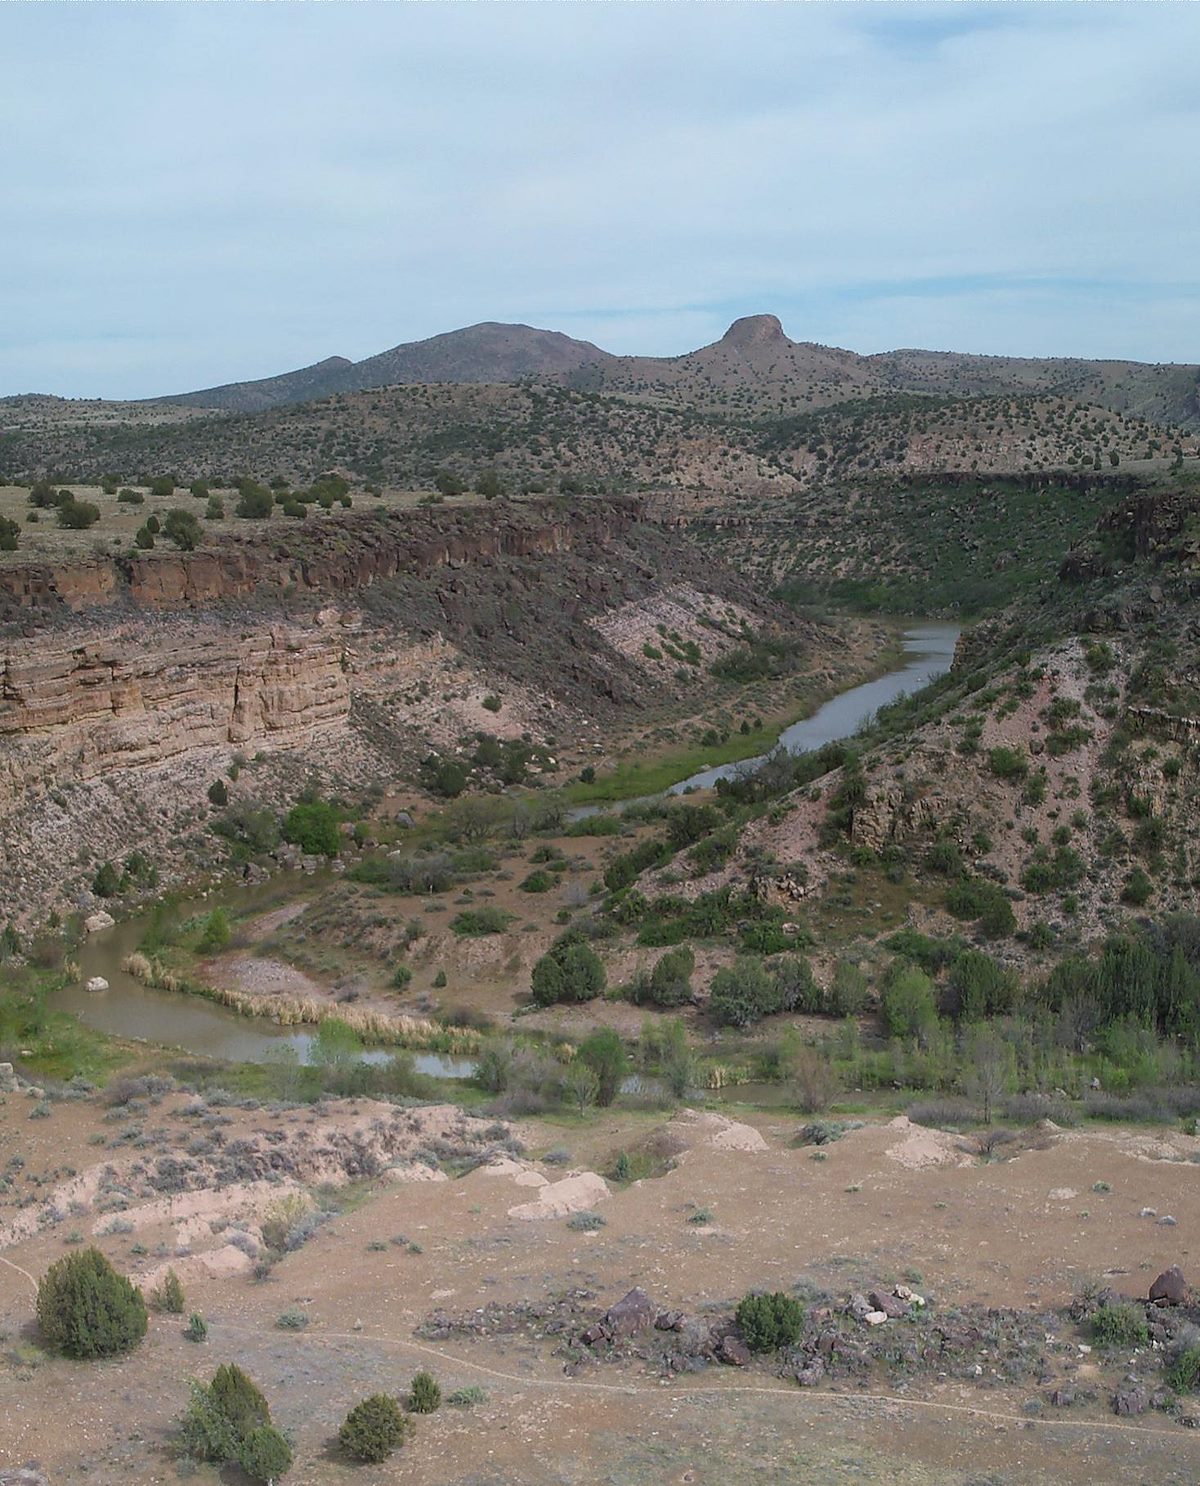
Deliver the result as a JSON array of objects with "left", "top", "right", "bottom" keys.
[
  {"left": 945, "top": 878, "right": 1015, "bottom": 938},
  {"left": 709, "top": 957, "right": 779, "bottom": 1028},
  {"left": 828, "top": 960, "right": 868, "bottom": 1016},
  {"left": 57, "top": 497, "right": 101, "bottom": 529},
  {"left": 197, "top": 909, "right": 231, "bottom": 955},
  {"left": 1167, "top": 1345, "right": 1200, "bottom": 1393},
  {"left": 520, "top": 870, "right": 552, "bottom": 893},
  {"left": 283, "top": 799, "right": 340, "bottom": 857},
  {"left": 185, "top": 1312, "right": 208, "bottom": 1343},
  {"left": 447, "top": 1385, "right": 487, "bottom": 1407},
  {"left": 451, "top": 906, "right": 512, "bottom": 936},
  {"left": 163, "top": 507, "right": 202, "bottom": 551},
  {"left": 339, "top": 1393, "right": 411, "bottom": 1462},
  {"left": 1091, "top": 1302, "right": 1149, "bottom": 1350},
  {"left": 235, "top": 483, "right": 273, "bottom": 518},
  {"left": 735, "top": 1290, "right": 805, "bottom": 1352},
  {"left": 151, "top": 1267, "right": 186, "bottom": 1314},
  {"left": 238, "top": 1424, "right": 293, "bottom": 1483},
  {"left": 530, "top": 933, "right": 606, "bottom": 1005},
  {"left": 575, "top": 1028, "right": 629, "bottom": 1106},
  {"left": 986, "top": 748, "right": 1027, "bottom": 784},
  {"left": 632, "top": 945, "right": 694, "bottom": 1007},
  {"left": 36, "top": 1248, "right": 148, "bottom": 1358},
  {"left": 92, "top": 861, "right": 121, "bottom": 898},
  {"left": 210, "top": 1362, "right": 271, "bottom": 1440},
  {"left": 178, "top": 1379, "right": 237, "bottom": 1462},
  {"left": 1122, "top": 867, "right": 1153, "bottom": 906},
  {"left": 772, "top": 954, "right": 821, "bottom": 1013},
  {"left": 881, "top": 966, "right": 938, "bottom": 1040},
  {"left": 408, "top": 1370, "right": 441, "bottom": 1414},
  {"left": 0, "top": 515, "right": 19, "bottom": 551}
]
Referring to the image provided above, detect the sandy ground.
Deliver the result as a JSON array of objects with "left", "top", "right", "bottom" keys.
[{"left": 3, "top": 1085, "right": 1200, "bottom": 1483}]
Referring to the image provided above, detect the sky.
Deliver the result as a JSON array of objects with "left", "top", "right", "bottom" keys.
[{"left": 1, "top": 1, "right": 1198, "bottom": 399}]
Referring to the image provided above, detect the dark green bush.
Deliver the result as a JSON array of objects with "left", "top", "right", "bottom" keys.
[
  {"left": 988, "top": 746, "right": 1028, "bottom": 781},
  {"left": 575, "top": 1027, "right": 629, "bottom": 1106},
  {"left": 709, "top": 957, "right": 779, "bottom": 1027},
  {"left": 339, "top": 1393, "right": 411, "bottom": 1462},
  {"left": 530, "top": 933, "right": 606, "bottom": 1005},
  {"left": 283, "top": 800, "right": 340, "bottom": 857},
  {"left": 238, "top": 1424, "right": 293, "bottom": 1483},
  {"left": 36, "top": 1248, "right": 148, "bottom": 1358},
  {"left": 408, "top": 1370, "right": 441, "bottom": 1414},
  {"left": 735, "top": 1290, "right": 805, "bottom": 1352}
]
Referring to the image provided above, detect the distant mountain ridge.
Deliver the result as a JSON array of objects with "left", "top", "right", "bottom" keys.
[
  {"left": 158, "top": 323, "right": 614, "bottom": 413},
  {"left": 148, "top": 313, "right": 1199, "bottom": 428}
]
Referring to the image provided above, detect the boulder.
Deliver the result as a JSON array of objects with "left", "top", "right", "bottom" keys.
[
  {"left": 1113, "top": 1384, "right": 1148, "bottom": 1417},
  {"left": 716, "top": 1334, "right": 751, "bottom": 1367},
  {"left": 864, "top": 1310, "right": 889, "bottom": 1326},
  {"left": 603, "top": 1287, "right": 655, "bottom": 1339},
  {"left": 1149, "top": 1266, "right": 1188, "bottom": 1305},
  {"left": 0, "top": 1063, "right": 16, "bottom": 1092},
  {"left": 869, "top": 1290, "right": 910, "bottom": 1319},
  {"left": 795, "top": 1357, "right": 825, "bottom": 1387},
  {"left": 847, "top": 1292, "right": 874, "bottom": 1322},
  {"left": 84, "top": 976, "right": 109, "bottom": 993},
  {"left": 0, "top": 1469, "right": 49, "bottom": 1486},
  {"left": 83, "top": 910, "right": 115, "bottom": 934},
  {"left": 655, "top": 1310, "right": 686, "bottom": 1331}
]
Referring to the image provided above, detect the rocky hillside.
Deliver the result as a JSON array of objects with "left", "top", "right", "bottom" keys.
[
  {"left": 3, "top": 379, "right": 1190, "bottom": 504},
  {"left": 669, "top": 475, "right": 1200, "bottom": 969},
  {"left": 0, "top": 498, "right": 850, "bottom": 925}
]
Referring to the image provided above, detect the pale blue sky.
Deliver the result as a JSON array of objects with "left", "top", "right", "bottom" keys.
[{"left": 2, "top": 2, "right": 1197, "bottom": 398}]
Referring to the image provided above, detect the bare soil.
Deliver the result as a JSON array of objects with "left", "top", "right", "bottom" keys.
[{"left": 3, "top": 1084, "right": 1199, "bottom": 1483}]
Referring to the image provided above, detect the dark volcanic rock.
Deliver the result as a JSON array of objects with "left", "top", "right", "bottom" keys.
[
  {"left": 869, "top": 1289, "right": 910, "bottom": 1319},
  {"left": 716, "top": 1334, "right": 751, "bottom": 1367},
  {"left": 604, "top": 1287, "right": 655, "bottom": 1339},
  {"left": 1149, "top": 1266, "right": 1187, "bottom": 1305},
  {"left": 1113, "top": 1384, "right": 1148, "bottom": 1417}
]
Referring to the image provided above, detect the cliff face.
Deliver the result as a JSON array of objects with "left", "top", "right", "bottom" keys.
[
  {"left": 0, "top": 497, "right": 642, "bottom": 617},
  {"left": 0, "top": 616, "right": 351, "bottom": 812},
  {"left": 0, "top": 495, "right": 826, "bottom": 924}
]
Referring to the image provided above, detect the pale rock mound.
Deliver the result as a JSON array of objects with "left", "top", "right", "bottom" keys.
[
  {"left": 508, "top": 1171, "right": 609, "bottom": 1220},
  {"left": 672, "top": 1109, "right": 768, "bottom": 1153},
  {"left": 884, "top": 1115, "right": 973, "bottom": 1170}
]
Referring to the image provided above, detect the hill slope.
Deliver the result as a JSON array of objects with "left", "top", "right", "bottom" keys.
[{"left": 58, "top": 313, "right": 1199, "bottom": 428}]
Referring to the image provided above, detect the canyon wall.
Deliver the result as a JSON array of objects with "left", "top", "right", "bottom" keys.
[
  {"left": 0, "top": 497, "right": 644, "bottom": 617},
  {"left": 0, "top": 615, "right": 351, "bottom": 813}
]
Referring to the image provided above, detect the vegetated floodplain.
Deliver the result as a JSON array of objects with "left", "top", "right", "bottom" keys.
[{"left": 561, "top": 628, "right": 906, "bottom": 806}]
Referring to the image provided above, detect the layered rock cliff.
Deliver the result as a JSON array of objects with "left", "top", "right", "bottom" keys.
[
  {"left": 0, "top": 497, "right": 643, "bottom": 617},
  {"left": 0, "top": 497, "right": 832, "bottom": 924}
]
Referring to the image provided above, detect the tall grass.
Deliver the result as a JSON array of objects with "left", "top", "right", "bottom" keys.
[{"left": 121, "top": 953, "right": 482, "bottom": 1053}]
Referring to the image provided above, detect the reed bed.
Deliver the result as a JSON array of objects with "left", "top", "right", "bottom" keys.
[{"left": 120, "top": 953, "right": 482, "bottom": 1054}]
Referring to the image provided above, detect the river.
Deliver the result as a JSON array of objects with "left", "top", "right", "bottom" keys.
[{"left": 54, "top": 621, "right": 961, "bottom": 1070}]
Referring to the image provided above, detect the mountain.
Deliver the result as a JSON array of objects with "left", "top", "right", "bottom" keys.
[
  {"left": 139, "top": 314, "right": 1200, "bottom": 427},
  {"left": 160, "top": 323, "right": 613, "bottom": 413},
  {"left": 160, "top": 355, "right": 355, "bottom": 414}
]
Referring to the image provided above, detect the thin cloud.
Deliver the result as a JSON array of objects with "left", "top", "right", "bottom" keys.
[{"left": 0, "top": 2, "right": 1196, "bottom": 396}]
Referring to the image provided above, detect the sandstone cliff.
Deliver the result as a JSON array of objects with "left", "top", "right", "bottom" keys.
[{"left": 0, "top": 498, "right": 828, "bottom": 925}]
